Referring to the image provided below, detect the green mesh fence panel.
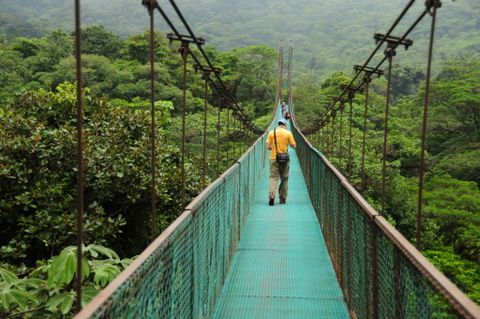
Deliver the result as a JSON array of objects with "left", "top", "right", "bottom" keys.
[
  {"left": 291, "top": 117, "right": 480, "bottom": 319},
  {"left": 76, "top": 121, "right": 271, "bottom": 319}
]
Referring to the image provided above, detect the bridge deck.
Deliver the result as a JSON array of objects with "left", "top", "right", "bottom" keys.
[{"left": 212, "top": 148, "right": 350, "bottom": 318}]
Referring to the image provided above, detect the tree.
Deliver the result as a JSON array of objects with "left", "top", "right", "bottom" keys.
[{"left": 81, "top": 25, "right": 123, "bottom": 60}]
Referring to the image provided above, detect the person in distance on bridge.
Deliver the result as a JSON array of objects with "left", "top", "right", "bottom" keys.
[
  {"left": 281, "top": 101, "right": 288, "bottom": 117},
  {"left": 266, "top": 118, "right": 296, "bottom": 205}
]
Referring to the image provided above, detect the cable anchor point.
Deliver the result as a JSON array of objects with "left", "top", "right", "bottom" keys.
[{"left": 426, "top": 0, "right": 442, "bottom": 15}]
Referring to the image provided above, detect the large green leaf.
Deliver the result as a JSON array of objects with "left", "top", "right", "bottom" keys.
[
  {"left": 0, "top": 287, "right": 37, "bottom": 311},
  {"left": 48, "top": 247, "right": 90, "bottom": 288},
  {"left": 0, "top": 267, "right": 19, "bottom": 285},
  {"left": 85, "top": 244, "right": 120, "bottom": 260},
  {"left": 46, "top": 291, "right": 74, "bottom": 314},
  {"left": 93, "top": 262, "right": 120, "bottom": 287},
  {"left": 81, "top": 285, "right": 100, "bottom": 308},
  {"left": 17, "top": 278, "right": 46, "bottom": 290}
]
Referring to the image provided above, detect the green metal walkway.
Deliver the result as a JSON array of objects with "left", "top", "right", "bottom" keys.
[{"left": 212, "top": 148, "right": 350, "bottom": 318}]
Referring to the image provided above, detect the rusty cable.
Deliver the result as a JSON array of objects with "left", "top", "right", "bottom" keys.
[
  {"left": 74, "top": 0, "right": 84, "bottom": 313},
  {"left": 303, "top": 0, "right": 428, "bottom": 135},
  {"left": 338, "top": 104, "right": 344, "bottom": 170},
  {"left": 202, "top": 72, "right": 209, "bottom": 189},
  {"left": 380, "top": 52, "right": 394, "bottom": 214},
  {"left": 166, "top": 0, "right": 261, "bottom": 134},
  {"left": 416, "top": 0, "right": 441, "bottom": 249},
  {"left": 216, "top": 94, "right": 221, "bottom": 177},
  {"left": 148, "top": 0, "right": 157, "bottom": 239},
  {"left": 347, "top": 94, "right": 354, "bottom": 179},
  {"left": 360, "top": 80, "right": 370, "bottom": 193},
  {"left": 226, "top": 107, "right": 230, "bottom": 163},
  {"left": 180, "top": 46, "right": 188, "bottom": 209}
]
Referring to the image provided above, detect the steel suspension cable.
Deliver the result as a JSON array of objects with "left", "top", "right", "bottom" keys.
[
  {"left": 380, "top": 52, "right": 394, "bottom": 214},
  {"left": 416, "top": 0, "right": 441, "bottom": 249},
  {"left": 151, "top": 1, "right": 260, "bottom": 135},
  {"left": 303, "top": 0, "right": 425, "bottom": 135},
  {"left": 330, "top": 113, "right": 336, "bottom": 157},
  {"left": 166, "top": 0, "right": 260, "bottom": 134},
  {"left": 216, "top": 94, "right": 221, "bottom": 177},
  {"left": 202, "top": 71, "right": 209, "bottom": 189},
  {"left": 180, "top": 45, "right": 188, "bottom": 209},
  {"left": 74, "top": 0, "right": 84, "bottom": 312},
  {"left": 276, "top": 45, "right": 282, "bottom": 105},
  {"left": 148, "top": 0, "right": 157, "bottom": 239},
  {"left": 360, "top": 79, "right": 371, "bottom": 193},
  {"left": 338, "top": 104, "right": 344, "bottom": 169},
  {"left": 226, "top": 107, "right": 230, "bottom": 163},
  {"left": 287, "top": 46, "right": 293, "bottom": 105},
  {"left": 347, "top": 94, "right": 354, "bottom": 179},
  {"left": 279, "top": 46, "right": 284, "bottom": 103}
]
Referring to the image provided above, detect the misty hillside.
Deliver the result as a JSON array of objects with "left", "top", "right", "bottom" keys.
[{"left": 1, "top": 0, "right": 479, "bottom": 76}]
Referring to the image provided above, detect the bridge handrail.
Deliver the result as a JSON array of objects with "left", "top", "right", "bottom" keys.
[
  {"left": 291, "top": 114, "right": 480, "bottom": 318},
  {"left": 75, "top": 111, "right": 274, "bottom": 318}
]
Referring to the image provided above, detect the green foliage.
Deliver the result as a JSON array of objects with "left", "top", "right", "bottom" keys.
[
  {"left": 0, "top": 25, "right": 271, "bottom": 273},
  {"left": 0, "top": 244, "right": 132, "bottom": 318}
]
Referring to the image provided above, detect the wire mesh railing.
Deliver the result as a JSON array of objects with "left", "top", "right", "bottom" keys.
[
  {"left": 291, "top": 117, "right": 480, "bottom": 319},
  {"left": 75, "top": 120, "right": 271, "bottom": 319}
]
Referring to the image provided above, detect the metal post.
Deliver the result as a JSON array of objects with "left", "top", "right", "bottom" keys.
[{"left": 74, "top": 0, "right": 84, "bottom": 312}]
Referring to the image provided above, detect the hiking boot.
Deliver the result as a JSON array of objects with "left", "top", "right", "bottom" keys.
[
  {"left": 268, "top": 198, "right": 274, "bottom": 206},
  {"left": 279, "top": 198, "right": 286, "bottom": 204}
]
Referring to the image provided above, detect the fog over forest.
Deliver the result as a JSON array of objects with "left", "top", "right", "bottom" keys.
[{"left": 1, "top": 0, "right": 479, "bottom": 76}]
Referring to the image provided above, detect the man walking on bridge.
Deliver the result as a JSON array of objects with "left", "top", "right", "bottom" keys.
[{"left": 266, "top": 118, "right": 296, "bottom": 205}]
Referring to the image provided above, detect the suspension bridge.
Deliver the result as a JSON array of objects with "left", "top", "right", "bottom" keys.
[{"left": 64, "top": 0, "right": 480, "bottom": 318}]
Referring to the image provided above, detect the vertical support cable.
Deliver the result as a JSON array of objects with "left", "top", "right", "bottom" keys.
[
  {"left": 338, "top": 105, "right": 344, "bottom": 170},
  {"left": 74, "top": 0, "right": 84, "bottom": 313},
  {"left": 321, "top": 126, "right": 326, "bottom": 152},
  {"left": 347, "top": 94, "right": 354, "bottom": 179},
  {"left": 330, "top": 114, "right": 336, "bottom": 158},
  {"left": 279, "top": 45, "right": 284, "bottom": 103},
  {"left": 361, "top": 80, "right": 371, "bottom": 193},
  {"left": 226, "top": 107, "right": 230, "bottom": 163},
  {"left": 287, "top": 46, "right": 293, "bottom": 105},
  {"left": 233, "top": 114, "right": 238, "bottom": 160},
  {"left": 180, "top": 44, "right": 189, "bottom": 208},
  {"left": 216, "top": 93, "right": 221, "bottom": 177},
  {"left": 275, "top": 44, "right": 283, "bottom": 105},
  {"left": 201, "top": 73, "right": 209, "bottom": 189},
  {"left": 149, "top": 0, "right": 157, "bottom": 239},
  {"left": 381, "top": 53, "right": 394, "bottom": 214},
  {"left": 417, "top": 0, "right": 440, "bottom": 248}
]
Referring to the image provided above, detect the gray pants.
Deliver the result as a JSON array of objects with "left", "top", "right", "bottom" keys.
[{"left": 269, "top": 159, "right": 290, "bottom": 200}]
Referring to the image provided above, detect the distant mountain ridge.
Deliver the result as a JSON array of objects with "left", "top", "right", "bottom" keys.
[{"left": 1, "top": 0, "right": 479, "bottom": 76}]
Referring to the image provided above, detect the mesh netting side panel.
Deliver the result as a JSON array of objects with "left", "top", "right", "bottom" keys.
[
  {"left": 83, "top": 131, "right": 269, "bottom": 319},
  {"left": 90, "top": 214, "right": 194, "bottom": 319},
  {"left": 375, "top": 230, "right": 459, "bottom": 319},
  {"left": 292, "top": 124, "right": 469, "bottom": 319}
]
